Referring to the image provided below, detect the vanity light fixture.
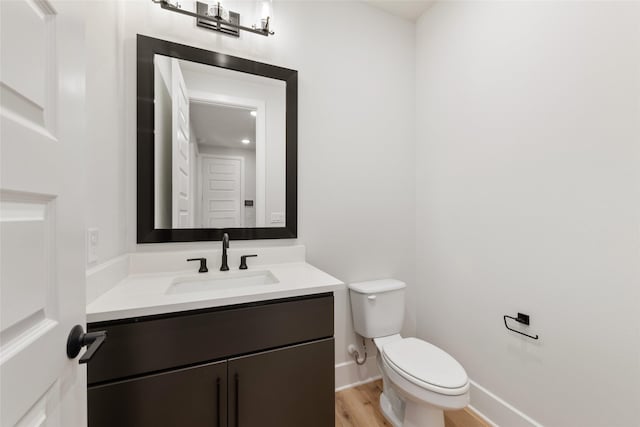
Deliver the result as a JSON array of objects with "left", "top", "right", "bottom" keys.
[
  {"left": 151, "top": 0, "right": 275, "bottom": 37},
  {"left": 241, "top": 139, "right": 251, "bottom": 144}
]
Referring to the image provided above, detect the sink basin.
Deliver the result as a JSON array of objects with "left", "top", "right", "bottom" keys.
[{"left": 166, "top": 270, "right": 279, "bottom": 295}]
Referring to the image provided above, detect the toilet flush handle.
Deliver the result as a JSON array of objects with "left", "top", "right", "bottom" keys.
[{"left": 367, "top": 295, "right": 377, "bottom": 301}]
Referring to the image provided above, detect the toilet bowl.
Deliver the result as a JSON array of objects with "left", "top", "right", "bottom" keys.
[
  {"left": 348, "top": 280, "right": 470, "bottom": 427},
  {"left": 376, "top": 335, "right": 469, "bottom": 427}
]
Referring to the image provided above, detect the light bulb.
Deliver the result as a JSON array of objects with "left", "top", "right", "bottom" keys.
[{"left": 254, "top": 0, "right": 274, "bottom": 32}]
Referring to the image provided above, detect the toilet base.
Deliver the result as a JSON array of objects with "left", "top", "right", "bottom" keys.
[
  {"left": 404, "top": 401, "right": 445, "bottom": 427},
  {"left": 381, "top": 390, "right": 446, "bottom": 427},
  {"left": 380, "top": 392, "right": 402, "bottom": 427},
  {"left": 379, "top": 383, "right": 446, "bottom": 427}
]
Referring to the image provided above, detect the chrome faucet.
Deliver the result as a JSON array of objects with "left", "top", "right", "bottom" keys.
[{"left": 220, "top": 233, "right": 230, "bottom": 271}]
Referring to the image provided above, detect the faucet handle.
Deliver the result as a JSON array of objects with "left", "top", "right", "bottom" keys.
[
  {"left": 239, "top": 254, "right": 258, "bottom": 270},
  {"left": 187, "top": 257, "right": 208, "bottom": 273}
]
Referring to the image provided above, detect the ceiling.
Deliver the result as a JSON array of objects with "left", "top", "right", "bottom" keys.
[
  {"left": 190, "top": 102, "right": 256, "bottom": 151},
  {"left": 365, "top": 0, "right": 435, "bottom": 21}
]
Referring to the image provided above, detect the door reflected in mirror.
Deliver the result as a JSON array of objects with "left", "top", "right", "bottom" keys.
[{"left": 153, "top": 54, "right": 286, "bottom": 229}]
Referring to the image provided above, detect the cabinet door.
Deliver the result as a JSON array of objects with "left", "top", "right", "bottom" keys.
[
  {"left": 88, "top": 360, "right": 227, "bottom": 427},
  {"left": 228, "top": 338, "right": 334, "bottom": 427}
]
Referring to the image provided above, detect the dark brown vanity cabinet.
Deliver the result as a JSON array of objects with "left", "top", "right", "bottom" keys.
[
  {"left": 228, "top": 338, "right": 334, "bottom": 427},
  {"left": 88, "top": 360, "right": 228, "bottom": 427},
  {"left": 87, "top": 293, "right": 334, "bottom": 427}
]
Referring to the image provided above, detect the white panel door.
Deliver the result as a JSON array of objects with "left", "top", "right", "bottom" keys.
[
  {"left": 201, "top": 156, "right": 244, "bottom": 228},
  {"left": 171, "top": 59, "right": 192, "bottom": 228},
  {"left": 0, "top": 1, "right": 87, "bottom": 426}
]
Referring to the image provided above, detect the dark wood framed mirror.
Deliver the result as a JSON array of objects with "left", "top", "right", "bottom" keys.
[{"left": 137, "top": 35, "right": 297, "bottom": 243}]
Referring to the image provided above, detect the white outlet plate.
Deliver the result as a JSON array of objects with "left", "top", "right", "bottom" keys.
[
  {"left": 270, "top": 212, "right": 284, "bottom": 224},
  {"left": 87, "top": 228, "right": 99, "bottom": 265}
]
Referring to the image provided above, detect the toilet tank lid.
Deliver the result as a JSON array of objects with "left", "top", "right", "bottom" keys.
[{"left": 349, "top": 279, "right": 406, "bottom": 294}]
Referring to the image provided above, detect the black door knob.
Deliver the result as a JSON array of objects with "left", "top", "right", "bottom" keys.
[{"left": 66, "top": 325, "right": 107, "bottom": 364}]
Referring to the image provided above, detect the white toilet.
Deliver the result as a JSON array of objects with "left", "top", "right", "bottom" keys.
[{"left": 349, "top": 279, "right": 470, "bottom": 427}]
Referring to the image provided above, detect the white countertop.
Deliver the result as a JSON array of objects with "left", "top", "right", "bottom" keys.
[{"left": 86, "top": 261, "right": 344, "bottom": 323}]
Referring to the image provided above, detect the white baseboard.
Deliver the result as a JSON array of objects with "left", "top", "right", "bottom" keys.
[
  {"left": 86, "top": 254, "right": 130, "bottom": 305},
  {"left": 335, "top": 359, "right": 381, "bottom": 391},
  {"left": 469, "top": 380, "right": 543, "bottom": 427}
]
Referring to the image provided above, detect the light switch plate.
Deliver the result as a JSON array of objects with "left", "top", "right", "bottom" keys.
[{"left": 87, "top": 228, "right": 99, "bottom": 265}]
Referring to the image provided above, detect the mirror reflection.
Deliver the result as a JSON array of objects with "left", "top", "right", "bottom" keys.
[{"left": 153, "top": 54, "right": 286, "bottom": 229}]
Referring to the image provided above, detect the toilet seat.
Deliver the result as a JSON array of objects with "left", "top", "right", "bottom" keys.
[{"left": 382, "top": 337, "right": 469, "bottom": 396}]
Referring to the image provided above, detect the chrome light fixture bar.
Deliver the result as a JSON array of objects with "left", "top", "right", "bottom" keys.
[{"left": 152, "top": 0, "right": 274, "bottom": 37}]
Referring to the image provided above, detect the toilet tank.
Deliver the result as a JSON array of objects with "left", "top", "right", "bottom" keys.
[{"left": 348, "top": 279, "right": 406, "bottom": 338}]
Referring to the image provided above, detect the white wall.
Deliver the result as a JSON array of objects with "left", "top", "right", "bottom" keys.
[
  {"left": 84, "top": 1, "right": 127, "bottom": 264},
  {"left": 415, "top": 2, "right": 640, "bottom": 426},
  {"left": 85, "top": 0, "right": 416, "bottom": 379}
]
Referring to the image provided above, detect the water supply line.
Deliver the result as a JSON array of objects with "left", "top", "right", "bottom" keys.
[{"left": 348, "top": 338, "right": 368, "bottom": 365}]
